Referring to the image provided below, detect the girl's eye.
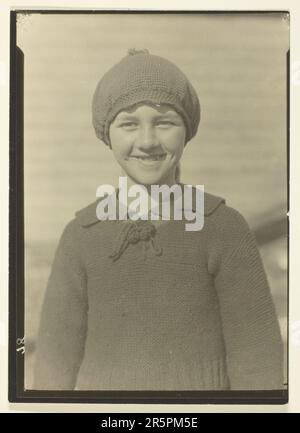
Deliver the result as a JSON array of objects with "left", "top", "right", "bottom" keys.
[
  {"left": 156, "top": 121, "right": 175, "bottom": 127},
  {"left": 120, "top": 122, "right": 138, "bottom": 130}
]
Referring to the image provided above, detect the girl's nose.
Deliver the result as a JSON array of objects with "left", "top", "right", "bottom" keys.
[{"left": 137, "top": 125, "right": 159, "bottom": 150}]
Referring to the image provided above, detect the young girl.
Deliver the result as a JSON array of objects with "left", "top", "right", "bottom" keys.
[{"left": 33, "top": 49, "right": 284, "bottom": 391}]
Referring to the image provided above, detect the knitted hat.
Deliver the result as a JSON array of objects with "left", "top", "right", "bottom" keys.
[{"left": 92, "top": 49, "right": 200, "bottom": 146}]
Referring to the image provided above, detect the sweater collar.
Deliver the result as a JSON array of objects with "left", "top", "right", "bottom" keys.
[{"left": 75, "top": 184, "right": 225, "bottom": 228}]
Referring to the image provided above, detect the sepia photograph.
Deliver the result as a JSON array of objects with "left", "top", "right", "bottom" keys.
[{"left": 10, "top": 10, "right": 289, "bottom": 403}]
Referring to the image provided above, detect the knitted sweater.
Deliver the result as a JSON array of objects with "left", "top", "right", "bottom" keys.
[{"left": 33, "top": 188, "right": 284, "bottom": 391}]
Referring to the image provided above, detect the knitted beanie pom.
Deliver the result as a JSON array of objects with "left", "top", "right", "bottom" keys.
[{"left": 127, "top": 48, "right": 150, "bottom": 56}]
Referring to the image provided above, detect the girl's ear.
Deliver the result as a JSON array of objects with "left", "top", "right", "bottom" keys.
[
  {"left": 106, "top": 124, "right": 112, "bottom": 149},
  {"left": 175, "top": 165, "right": 181, "bottom": 183},
  {"left": 105, "top": 132, "right": 112, "bottom": 149},
  {"left": 184, "top": 136, "right": 191, "bottom": 147}
]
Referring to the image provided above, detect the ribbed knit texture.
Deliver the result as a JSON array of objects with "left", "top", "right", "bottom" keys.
[
  {"left": 92, "top": 51, "right": 200, "bottom": 145},
  {"left": 33, "top": 189, "right": 284, "bottom": 391}
]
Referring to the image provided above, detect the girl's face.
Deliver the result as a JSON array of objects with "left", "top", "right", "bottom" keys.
[{"left": 109, "top": 104, "right": 186, "bottom": 186}]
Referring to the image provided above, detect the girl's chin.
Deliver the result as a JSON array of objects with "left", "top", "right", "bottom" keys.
[
  {"left": 128, "top": 174, "right": 175, "bottom": 186},
  {"left": 123, "top": 168, "right": 176, "bottom": 187}
]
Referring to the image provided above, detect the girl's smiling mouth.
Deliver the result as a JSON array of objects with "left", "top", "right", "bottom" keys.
[
  {"left": 131, "top": 153, "right": 167, "bottom": 161},
  {"left": 130, "top": 154, "right": 167, "bottom": 165}
]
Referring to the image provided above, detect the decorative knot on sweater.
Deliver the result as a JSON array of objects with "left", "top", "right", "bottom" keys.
[{"left": 109, "top": 220, "right": 163, "bottom": 262}]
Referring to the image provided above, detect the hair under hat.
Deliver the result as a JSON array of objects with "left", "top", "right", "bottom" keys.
[{"left": 92, "top": 49, "right": 201, "bottom": 146}]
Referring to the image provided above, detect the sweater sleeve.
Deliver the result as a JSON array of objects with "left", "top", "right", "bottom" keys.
[
  {"left": 209, "top": 206, "right": 284, "bottom": 390},
  {"left": 33, "top": 220, "right": 88, "bottom": 390}
]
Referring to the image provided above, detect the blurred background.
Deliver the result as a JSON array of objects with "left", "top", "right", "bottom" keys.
[{"left": 17, "top": 12, "right": 289, "bottom": 390}]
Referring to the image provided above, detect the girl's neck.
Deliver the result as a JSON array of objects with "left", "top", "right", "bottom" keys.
[
  {"left": 118, "top": 172, "right": 179, "bottom": 218},
  {"left": 124, "top": 173, "right": 177, "bottom": 194}
]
